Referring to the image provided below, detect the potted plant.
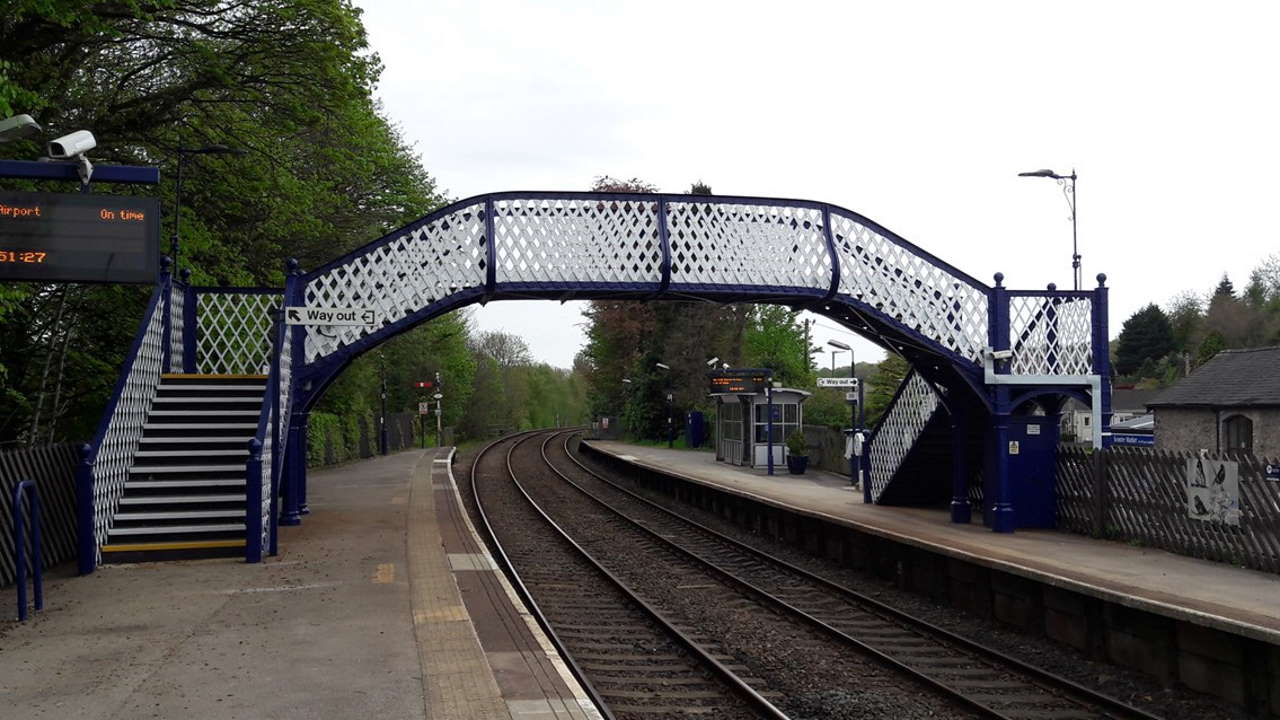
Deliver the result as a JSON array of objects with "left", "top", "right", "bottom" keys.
[{"left": 785, "top": 430, "right": 809, "bottom": 475}]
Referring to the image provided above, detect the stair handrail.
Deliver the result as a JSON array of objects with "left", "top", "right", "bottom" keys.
[
  {"left": 245, "top": 309, "right": 284, "bottom": 563},
  {"left": 12, "top": 479, "right": 43, "bottom": 621},
  {"left": 77, "top": 272, "right": 170, "bottom": 574},
  {"left": 863, "top": 369, "right": 941, "bottom": 503}
]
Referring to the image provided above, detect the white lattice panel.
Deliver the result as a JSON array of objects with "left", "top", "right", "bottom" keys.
[
  {"left": 867, "top": 371, "right": 940, "bottom": 503},
  {"left": 305, "top": 203, "right": 488, "bottom": 362},
  {"left": 196, "top": 292, "right": 279, "bottom": 375},
  {"left": 830, "top": 212, "right": 988, "bottom": 362},
  {"left": 493, "top": 198, "right": 662, "bottom": 285},
  {"left": 666, "top": 202, "right": 832, "bottom": 291},
  {"left": 1010, "top": 295, "right": 1093, "bottom": 375},
  {"left": 168, "top": 283, "right": 185, "bottom": 372},
  {"left": 92, "top": 291, "right": 166, "bottom": 558}
]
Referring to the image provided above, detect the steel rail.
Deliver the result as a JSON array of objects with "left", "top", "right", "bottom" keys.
[
  {"left": 548, "top": 432, "right": 1160, "bottom": 720},
  {"left": 475, "top": 431, "right": 790, "bottom": 720},
  {"left": 467, "top": 431, "right": 616, "bottom": 720}
]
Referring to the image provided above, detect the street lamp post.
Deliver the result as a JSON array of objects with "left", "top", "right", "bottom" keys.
[
  {"left": 828, "top": 340, "right": 858, "bottom": 484},
  {"left": 379, "top": 349, "right": 388, "bottom": 455},
  {"left": 655, "top": 362, "right": 673, "bottom": 448},
  {"left": 171, "top": 144, "right": 243, "bottom": 270},
  {"left": 1018, "top": 168, "right": 1080, "bottom": 290}
]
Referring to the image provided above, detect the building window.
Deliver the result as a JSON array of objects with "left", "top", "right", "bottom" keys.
[
  {"left": 1223, "top": 414, "right": 1253, "bottom": 453},
  {"left": 754, "top": 402, "right": 799, "bottom": 444}
]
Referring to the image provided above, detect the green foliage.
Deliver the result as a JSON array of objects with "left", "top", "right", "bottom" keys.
[
  {"left": 743, "top": 305, "right": 813, "bottom": 388},
  {"left": 785, "top": 430, "right": 806, "bottom": 455},
  {"left": 865, "top": 354, "right": 910, "bottom": 427},
  {"left": 1197, "top": 330, "right": 1226, "bottom": 366},
  {"left": 0, "top": 1, "right": 446, "bottom": 445},
  {"left": 1115, "top": 303, "right": 1175, "bottom": 376}
]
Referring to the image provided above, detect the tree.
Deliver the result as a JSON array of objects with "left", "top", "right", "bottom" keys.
[
  {"left": 472, "top": 330, "right": 532, "bottom": 368},
  {"left": 865, "top": 354, "right": 911, "bottom": 426},
  {"left": 1214, "top": 274, "right": 1235, "bottom": 299},
  {"left": 1115, "top": 304, "right": 1176, "bottom": 377}
]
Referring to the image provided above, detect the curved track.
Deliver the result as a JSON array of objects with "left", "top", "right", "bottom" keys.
[
  {"left": 470, "top": 431, "right": 790, "bottom": 720},
  {"left": 522, "top": 429, "right": 1165, "bottom": 720}
]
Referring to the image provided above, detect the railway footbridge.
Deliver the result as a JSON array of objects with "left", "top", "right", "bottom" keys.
[{"left": 78, "top": 191, "right": 1110, "bottom": 570}]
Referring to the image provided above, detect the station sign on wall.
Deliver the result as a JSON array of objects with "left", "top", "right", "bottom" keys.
[
  {"left": 708, "top": 369, "right": 771, "bottom": 394},
  {"left": 0, "top": 191, "right": 159, "bottom": 284}
]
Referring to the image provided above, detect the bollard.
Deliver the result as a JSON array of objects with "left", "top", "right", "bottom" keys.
[{"left": 13, "top": 479, "right": 44, "bottom": 621}]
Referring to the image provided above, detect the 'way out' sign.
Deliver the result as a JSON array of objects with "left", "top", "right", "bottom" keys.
[{"left": 285, "top": 306, "right": 378, "bottom": 326}]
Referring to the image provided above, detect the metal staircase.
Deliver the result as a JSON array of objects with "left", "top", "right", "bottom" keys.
[{"left": 100, "top": 374, "right": 267, "bottom": 561}]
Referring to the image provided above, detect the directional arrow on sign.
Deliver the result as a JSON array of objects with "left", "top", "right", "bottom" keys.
[{"left": 287, "top": 308, "right": 302, "bottom": 323}]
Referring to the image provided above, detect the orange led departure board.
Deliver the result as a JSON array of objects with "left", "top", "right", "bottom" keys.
[
  {"left": 0, "top": 191, "right": 159, "bottom": 284},
  {"left": 708, "top": 369, "right": 771, "bottom": 394}
]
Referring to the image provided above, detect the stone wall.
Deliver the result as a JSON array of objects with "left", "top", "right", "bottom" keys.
[{"left": 1155, "top": 406, "right": 1280, "bottom": 456}]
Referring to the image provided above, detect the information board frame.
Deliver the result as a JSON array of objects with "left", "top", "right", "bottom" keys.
[
  {"left": 708, "top": 368, "right": 773, "bottom": 395},
  {"left": 0, "top": 191, "right": 160, "bottom": 284}
]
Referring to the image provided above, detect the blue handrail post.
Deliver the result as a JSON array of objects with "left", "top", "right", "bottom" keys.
[
  {"left": 75, "top": 443, "right": 95, "bottom": 575},
  {"left": 245, "top": 438, "right": 264, "bottom": 563},
  {"left": 13, "top": 479, "right": 43, "bottom": 621}
]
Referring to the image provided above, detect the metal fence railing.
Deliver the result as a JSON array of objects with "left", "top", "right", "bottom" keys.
[{"left": 0, "top": 444, "right": 79, "bottom": 587}]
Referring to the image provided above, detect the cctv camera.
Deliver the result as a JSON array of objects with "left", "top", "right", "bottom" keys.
[
  {"left": 991, "top": 349, "right": 1014, "bottom": 361},
  {"left": 0, "top": 114, "right": 42, "bottom": 143},
  {"left": 47, "top": 130, "right": 96, "bottom": 159}
]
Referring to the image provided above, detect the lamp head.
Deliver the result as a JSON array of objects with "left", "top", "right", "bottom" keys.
[
  {"left": 0, "top": 114, "right": 42, "bottom": 143},
  {"left": 1018, "top": 168, "right": 1061, "bottom": 179},
  {"left": 655, "top": 362, "right": 670, "bottom": 370},
  {"left": 827, "top": 339, "right": 852, "bottom": 351}
]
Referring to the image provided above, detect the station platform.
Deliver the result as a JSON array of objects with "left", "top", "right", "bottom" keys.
[
  {"left": 584, "top": 440, "right": 1280, "bottom": 646},
  {"left": 0, "top": 448, "right": 598, "bottom": 720}
]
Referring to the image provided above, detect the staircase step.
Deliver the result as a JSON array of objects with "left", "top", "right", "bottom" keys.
[
  {"left": 115, "top": 510, "right": 244, "bottom": 521},
  {"left": 157, "top": 385, "right": 268, "bottom": 392},
  {"left": 149, "top": 410, "right": 261, "bottom": 417},
  {"left": 101, "top": 538, "right": 245, "bottom": 554},
  {"left": 109, "top": 523, "right": 245, "bottom": 536},
  {"left": 120, "top": 494, "right": 247, "bottom": 505},
  {"left": 139, "top": 436, "right": 254, "bottom": 445},
  {"left": 130, "top": 464, "right": 244, "bottom": 474},
  {"left": 161, "top": 373, "right": 267, "bottom": 381},
  {"left": 143, "top": 423, "right": 258, "bottom": 431},
  {"left": 125, "top": 478, "right": 245, "bottom": 489},
  {"left": 135, "top": 449, "right": 248, "bottom": 458}
]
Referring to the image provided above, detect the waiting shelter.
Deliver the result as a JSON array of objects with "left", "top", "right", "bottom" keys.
[{"left": 711, "top": 380, "right": 810, "bottom": 468}]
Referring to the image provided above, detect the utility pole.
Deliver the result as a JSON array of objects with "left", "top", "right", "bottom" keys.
[{"left": 803, "top": 318, "right": 811, "bottom": 372}]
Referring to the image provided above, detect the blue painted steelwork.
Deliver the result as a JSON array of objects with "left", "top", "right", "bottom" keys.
[
  {"left": 0, "top": 159, "right": 160, "bottom": 184},
  {"left": 12, "top": 479, "right": 43, "bottom": 621},
  {"left": 245, "top": 438, "right": 264, "bottom": 563},
  {"left": 77, "top": 277, "right": 166, "bottom": 574},
  {"left": 86, "top": 190, "right": 1115, "bottom": 551}
]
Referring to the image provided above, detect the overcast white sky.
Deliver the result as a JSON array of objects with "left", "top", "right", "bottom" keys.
[{"left": 355, "top": 0, "right": 1279, "bottom": 369}]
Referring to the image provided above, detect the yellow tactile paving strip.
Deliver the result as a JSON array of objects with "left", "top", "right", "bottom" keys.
[{"left": 407, "top": 450, "right": 512, "bottom": 719}]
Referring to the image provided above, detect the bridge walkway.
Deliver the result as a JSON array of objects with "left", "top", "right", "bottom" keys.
[{"left": 0, "top": 449, "right": 595, "bottom": 719}]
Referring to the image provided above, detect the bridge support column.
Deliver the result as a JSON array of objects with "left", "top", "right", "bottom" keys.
[
  {"left": 949, "top": 406, "right": 971, "bottom": 524},
  {"left": 281, "top": 410, "right": 307, "bottom": 526},
  {"left": 989, "top": 401, "right": 1015, "bottom": 533}
]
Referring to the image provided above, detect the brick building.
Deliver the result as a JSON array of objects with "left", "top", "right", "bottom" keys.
[{"left": 1147, "top": 346, "right": 1280, "bottom": 456}]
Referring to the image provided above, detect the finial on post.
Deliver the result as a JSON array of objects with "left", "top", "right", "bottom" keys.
[
  {"left": 180, "top": 268, "right": 192, "bottom": 283},
  {"left": 1096, "top": 273, "right": 1107, "bottom": 288},
  {"left": 286, "top": 257, "right": 300, "bottom": 275},
  {"left": 1047, "top": 282, "right": 1057, "bottom": 292},
  {"left": 160, "top": 255, "right": 172, "bottom": 272},
  {"left": 993, "top": 272, "right": 1004, "bottom": 288}
]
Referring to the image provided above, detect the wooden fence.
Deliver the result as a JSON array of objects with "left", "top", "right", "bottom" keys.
[
  {"left": 1057, "top": 446, "right": 1280, "bottom": 574},
  {"left": 0, "top": 444, "right": 81, "bottom": 587}
]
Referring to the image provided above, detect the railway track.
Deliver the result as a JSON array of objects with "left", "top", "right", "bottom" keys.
[
  {"left": 527, "top": 429, "right": 1166, "bottom": 720},
  {"left": 470, "top": 431, "right": 790, "bottom": 720}
]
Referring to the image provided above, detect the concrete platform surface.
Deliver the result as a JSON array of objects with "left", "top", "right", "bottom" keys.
[
  {"left": 588, "top": 440, "right": 1280, "bottom": 645},
  {"left": 0, "top": 448, "right": 597, "bottom": 720}
]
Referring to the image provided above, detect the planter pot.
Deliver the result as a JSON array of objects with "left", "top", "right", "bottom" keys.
[{"left": 786, "top": 454, "right": 809, "bottom": 475}]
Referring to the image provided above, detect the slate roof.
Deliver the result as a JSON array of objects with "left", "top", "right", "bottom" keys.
[{"left": 1147, "top": 347, "right": 1280, "bottom": 408}]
